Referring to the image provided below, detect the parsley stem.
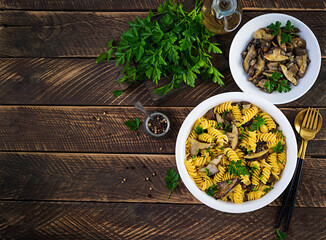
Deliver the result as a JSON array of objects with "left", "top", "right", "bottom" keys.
[{"left": 167, "top": 190, "right": 172, "bottom": 199}]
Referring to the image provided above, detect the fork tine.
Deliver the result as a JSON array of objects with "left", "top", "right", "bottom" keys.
[
  {"left": 301, "top": 108, "right": 311, "bottom": 129},
  {"left": 312, "top": 109, "right": 320, "bottom": 130},
  {"left": 308, "top": 109, "right": 317, "bottom": 129},
  {"left": 306, "top": 108, "right": 315, "bottom": 129}
]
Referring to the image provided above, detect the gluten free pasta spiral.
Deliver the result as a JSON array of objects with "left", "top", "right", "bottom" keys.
[{"left": 184, "top": 101, "right": 287, "bottom": 203}]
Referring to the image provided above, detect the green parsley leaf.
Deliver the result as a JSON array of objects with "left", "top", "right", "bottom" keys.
[
  {"left": 228, "top": 160, "right": 249, "bottom": 177},
  {"left": 280, "top": 20, "right": 296, "bottom": 44},
  {"left": 251, "top": 165, "right": 258, "bottom": 171},
  {"left": 195, "top": 125, "right": 204, "bottom": 135},
  {"left": 273, "top": 141, "right": 284, "bottom": 153},
  {"left": 112, "top": 90, "right": 124, "bottom": 98},
  {"left": 275, "top": 229, "right": 287, "bottom": 240},
  {"left": 264, "top": 71, "right": 284, "bottom": 93},
  {"left": 267, "top": 21, "right": 281, "bottom": 35},
  {"left": 124, "top": 118, "right": 141, "bottom": 131},
  {"left": 165, "top": 168, "right": 179, "bottom": 199},
  {"left": 252, "top": 188, "right": 258, "bottom": 191},
  {"left": 227, "top": 180, "right": 233, "bottom": 185},
  {"left": 277, "top": 80, "right": 291, "bottom": 93},
  {"left": 206, "top": 147, "right": 210, "bottom": 153},
  {"left": 250, "top": 115, "right": 266, "bottom": 131},
  {"left": 205, "top": 168, "right": 212, "bottom": 176},
  {"left": 206, "top": 185, "right": 218, "bottom": 197},
  {"left": 263, "top": 186, "right": 274, "bottom": 193}
]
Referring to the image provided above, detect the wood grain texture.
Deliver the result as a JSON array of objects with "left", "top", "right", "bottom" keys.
[
  {"left": 0, "top": 201, "right": 325, "bottom": 239},
  {"left": 0, "top": 58, "right": 325, "bottom": 106},
  {"left": 0, "top": 11, "right": 325, "bottom": 57},
  {"left": 0, "top": 152, "right": 324, "bottom": 207},
  {"left": 0, "top": 106, "right": 325, "bottom": 154},
  {"left": 0, "top": 0, "right": 325, "bottom": 10}
]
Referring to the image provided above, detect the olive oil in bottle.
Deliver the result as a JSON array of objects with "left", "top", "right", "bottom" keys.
[{"left": 202, "top": 0, "right": 242, "bottom": 34}]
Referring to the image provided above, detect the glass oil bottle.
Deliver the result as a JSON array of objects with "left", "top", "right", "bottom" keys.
[{"left": 202, "top": 0, "right": 242, "bottom": 34}]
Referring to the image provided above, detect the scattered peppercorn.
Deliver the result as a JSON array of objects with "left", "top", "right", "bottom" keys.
[
  {"left": 148, "top": 194, "right": 152, "bottom": 198},
  {"left": 145, "top": 177, "right": 149, "bottom": 181},
  {"left": 148, "top": 115, "right": 167, "bottom": 135},
  {"left": 152, "top": 172, "right": 156, "bottom": 176},
  {"left": 149, "top": 187, "right": 153, "bottom": 191},
  {"left": 96, "top": 117, "right": 101, "bottom": 121}
]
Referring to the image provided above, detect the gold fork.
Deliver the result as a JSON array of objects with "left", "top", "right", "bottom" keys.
[{"left": 277, "top": 108, "right": 322, "bottom": 230}]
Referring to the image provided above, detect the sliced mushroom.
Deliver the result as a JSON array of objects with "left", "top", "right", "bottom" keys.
[
  {"left": 210, "top": 154, "right": 224, "bottom": 165},
  {"left": 241, "top": 102, "right": 251, "bottom": 110},
  {"left": 267, "top": 62, "right": 279, "bottom": 71},
  {"left": 292, "top": 38, "right": 306, "bottom": 48},
  {"left": 241, "top": 51, "right": 247, "bottom": 60},
  {"left": 230, "top": 124, "right": 239, "bottom": 149},
  {"left": 295, "top": 48, "right": 307, "bottom": 56},
  {"left": 189, "top": 139, "right": 214, "bottom": 156},
  {"left": 258, "top": 79, "right": 268, "bottom": 89},
  {"left": 264, "top": 48, "right": 289, "bottom": 62},
  {"left": 244, "top": 149, "right": 269, "bottom": 161},
  {"left": 296, "top": 54, "right": 309, "bottom": 78},
  {"left": 252, "top": 55, "right": 265, "bottom": 79},
  {"left": 206, "top": 109, "right": 215, "bottom": 120},
  {"left": 277, "top": 31, "right": 287, "bottom": 52},
  {"left": 253, "top": 28, "right": 275, "bottom": 41},
  {"left": 215, "top": 113, "right": 224, "bottom": 124},
  {"left": 215, "top": 179, "right": 241, "bottom": 199},
  {"left": 280, "top": 64, "right": 297, "bottom": 85},
  {"left": 199, "top": 154, "right": 224, "bottom": 175},
  {"left": 243, "top": 45, "right": 257, "bottom": 74}
]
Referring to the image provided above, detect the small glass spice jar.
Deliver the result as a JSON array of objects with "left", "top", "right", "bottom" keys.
[{"left": 144, "top": 112, "right": 171, "bottom": 139}]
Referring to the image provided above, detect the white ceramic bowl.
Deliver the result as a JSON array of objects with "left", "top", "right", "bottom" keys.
[
  {"left": 229, "top": 13, "right": 321, "bottom": 105},
  {"left": 175, "top": 92, "right": 297, "bottom": 213}
]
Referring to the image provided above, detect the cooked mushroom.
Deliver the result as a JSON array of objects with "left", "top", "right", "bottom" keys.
[
  {"left": 292, "top": 38, "right": 306, "bottom": 48},
  {"left": 215, "top": 179, "right": 241, "bottom": 199},
  {"left": 230, "top": 124, "right": 239, "bottom": 149},
  {"left": 280, "top": 64, "right": 297, "bottom": 85},
  {"left": 241, "top": 102, "right": 251, "bottom": 110},
  {"left": 189, "top": 138, "right": 214, "bottom": 156},
  {"left": 199, "top": 154, "right": 224, "bottom": 175},
  {"left": 264, "top": 48, "right": 289, "bottom": 62},
  {"left": 296, "top": 54, "right": 309, "bottom": 78},
  {"left": 206, "top": 109, "right": 215, "bottom": 120},
  {"left": 252, "top": 55, "right": 265, "bottom": 79},
  {"left": 258, "top": 79, "right": 268, "bottom": 89},
  {"left": 243, "top": 45, "right": 257, "bottom": 73},
  {"left": 215, "top": 112, "right": 224, "bottom": 124},
  {"left": 253, "top": 28, "right": 275, "bottom": 41},
  {"left": 295, "top": 48, "right": 307, "bottom": 56},
  {"left": 267, "top": 62, "right": 279, "bottom": 71},
  {"left": 244, "top": 149, "right": 269, "bottom": 161},
  {"left": 277, "top": 32, "right": 287, "bottom": 52}
]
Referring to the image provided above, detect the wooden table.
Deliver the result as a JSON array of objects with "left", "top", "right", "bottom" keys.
[{"left": 0, "top": 0, "right": 325, "bottom": 239}]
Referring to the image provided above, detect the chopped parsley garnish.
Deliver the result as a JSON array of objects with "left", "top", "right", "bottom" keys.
[
  {"left": 112, "top": 90, "right": 124, "bottom": 98},
  {"left": 205, "top": 168, "right": 213, "bottom": 176},
  {"left": 273, "top": 141, "right": 284, "bottom": 153},
  {"left": 195, "top": 125, "right": 204, "bottom": 135},
  {"left": 250, "top": 115, "right": 266, "bottom": 131},
  {"left": 264, "top": 71, "right": 290, "bottom": 94},
  {"left": 228, "top": 160, "right": 249, "bottom": 177},
  {"left": 206, "top": 185, "right": 218, "bottom": 197},
  {"left": 227, "top": 180, "right": 233, "bottom": 185},
  {"left": 252, "top": 188, "right": 258, "bottom": 191},
  {"left": 267, "top": 21, "right": 281, "bottom": 35},
  {"left": 263, "top": 186, "right": 274, "bottom": 193}
]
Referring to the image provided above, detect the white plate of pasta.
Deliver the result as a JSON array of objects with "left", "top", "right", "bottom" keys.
[{"left": 175, "top": 92, "right": 297, "bottom": 213}]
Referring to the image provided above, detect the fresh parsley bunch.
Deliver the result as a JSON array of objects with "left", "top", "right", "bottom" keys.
[
  {"left": 97, "top": 0, "right": 224, "bottom": 95},
  {"left": 264, "top": 72, "right": 291, "bottom": 93}
]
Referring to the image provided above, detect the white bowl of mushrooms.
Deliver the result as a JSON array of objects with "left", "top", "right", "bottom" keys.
[{"left": 229, "top": 13, "right": 321, "bottom": 105}]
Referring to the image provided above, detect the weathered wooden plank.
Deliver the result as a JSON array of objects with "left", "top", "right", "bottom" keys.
[
  {"left": 0, "top": 58, "right": 325, "bottom": 106},
  {"left": 0, "top": 11, "right": 325, "bottom": 57},
  {"left": 0, "top": 201, "right": 325, "bottom": 239},
  {"left": 0, "top": 0, "right": 324, "bottom": 11},
  {"left": 0, "top": 152, "right": 324, "bottom": 207},
  {"left": 0, "top": 106, "right": 325, "bottom": 154}
]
